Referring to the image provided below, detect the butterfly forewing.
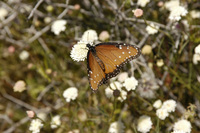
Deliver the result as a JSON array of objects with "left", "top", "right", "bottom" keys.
[
  {"left": 95, "top": 43, "right": 140, "bottom": 75},
  {"left": 87, "top": 51, "right": 106, "bottom": 90}
]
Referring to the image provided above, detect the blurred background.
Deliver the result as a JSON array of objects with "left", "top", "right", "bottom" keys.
[{"left": 0, "top": 0, "right": 200, "bottom": 133}]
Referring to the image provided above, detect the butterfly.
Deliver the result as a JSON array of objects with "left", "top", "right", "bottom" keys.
[{"left": 87, "top": 42, "right": 141, "bottom": 91}]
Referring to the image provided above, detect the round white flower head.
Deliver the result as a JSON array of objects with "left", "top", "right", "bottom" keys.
[
  {"left": 173, "top": 119, "right": 192, "bottom": 133},
  {"left": 162, "top": 99, "right": 176, "bottom": 113},
  {"left": 63, "top": 87, "right": 78, "bottom": 102},
  {"left": 171, "top": 130, "right": 185, "bottom": 133},
  {"left": 165, "top": 0, "right": 180, "bottom": 11},
  {"left": 137, "top": 115, "right": 153, "bottom": 133},
  {"left": 137, "top": 0, "right": 150, "bottom": 7},
  {"left": 99, "top": 31, "right": 110, "bottom": 41},
  {"left": 190, "top": 10, "right": 200, "bottom": 19},
  {"left": 153, "top": 100, "right": 162, "bottom": 109},
  {"left": 19, "top": 50, "right": 29, "bottom": 60},
  {"left": 13, "top": 80, "right": 26, "bottom": 92},
  {"left": 157, "top": 59, "right": 164, "bottom": 67},
  {"left": 68, "top": 129, "right": 80, "bottom": 133},
  {"left": 51, "top": 19, "right": 67, "bottom": 35},
  {"left": 81, "top": 29, "right": 98, "bottom": 43},
  {"left": 0, "top": 8, "right": 8, "bottom": 20},
  {"left": 169, "top": 6, "right": 188, "bottom": 21},
  {"left": 193, "top": 54, "right": 200, "bottom": 64},
  {"left": 70, "top": 41, "right": 89, "bottom": 62},
  {"left": 123, "top": 77, "right": 138, "bottom": 91},
  {"left": 146, "top": 23, "right": 159, "bottom": 35},
  {"left": 108, "top": 121, "right": 125, "bottom": 133},
  {"left": 117, "top": 72, "right": 128, "bottom": 83},
  {"left": 105, "top": 81, "right": 122, "bottom": 98},
  {"left": 51, "top": 115, "right": 61, "bottom": 129},
  {"left": 156, "top": 108, "right": 169, "bottom": 120},
  {"left": 194, "top": 44, "right": 200, "bottom": 54},
  {"left": 29, "top": 119, "right": 43, "bottom": 133},
  {"left": 117, "top": 90, "right": 127, "bottom": 102},
  {"left": 142, "top": 45, "right": 152, "bottom": 55}
]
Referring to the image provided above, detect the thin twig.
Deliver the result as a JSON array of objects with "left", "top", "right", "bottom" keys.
[{"left": 28, "top": 0, "right": 44, "bottom": 20}]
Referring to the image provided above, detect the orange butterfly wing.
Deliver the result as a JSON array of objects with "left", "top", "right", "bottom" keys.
[
  {"left": 87, "top": 51, "right": 106, "bottom": 90},
  {"left": 87, "top": 43, "right": 141, "bottom": 90}
]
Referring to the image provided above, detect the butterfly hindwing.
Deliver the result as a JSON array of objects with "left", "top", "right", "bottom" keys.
[{"left": 87, "top": 51, "right": 106, "bottom": 90}]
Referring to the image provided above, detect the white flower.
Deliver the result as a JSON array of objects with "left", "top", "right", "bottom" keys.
[
  {"left": 137, "top": 115, "right": 152, "bottom": 133},
  {"left": 19, "top": 50, "right": 29, "bottom": 60},
  {"left": 162, "top": 99, "right": 176, "bottom": 113},
  {"left": 51, "top": 20, "right": 67, "bottom": 35},
  {"left": 117, "top": 72, "right": 128, "bottom": 83},
  {"left": 105, "top": 82, "right": 127, "bottom": 102},
  {"left": 156, "top": 59, "right": 164, "bottom": 67},
  {"left": 137, "top": 0, "right": 150, "bottom": 7},
  {"left": 141, "top": 45, "right": 152, "bottom": 55},
  {"left": 68, "top": 129, "right": 80, "bottom": 133},
  {"left": 146, "top": 23, "right": 159, "bottom": 35},
  {"left": 108, "top": 81, "right": 122, "bottom": 90},
  {"left": 70, "top": 41, "right": 89, "bottom": 62},
  {"left": 153, "top": 100, "right": 162, "bottom": 109},
  {"left": 51, "top": 115, "right": 61, "bottom": 129},
  {"left": 123, "top": 77, "right": 138, "bottom": 91},
  {"left": 29, "top": 119, "right": 43, "bottom": 133},
  {"left": 190, "top": 10, "right": 200, "bottom": 19},
  {"left": 13, "top": 80, "right": 26, "bottom": 92},
  {"left": 99, "top": 31, "right": 110, "bottom": 41},
  {"left": 0, "top": 8, "right": 8, "bottom": 20},
  {"left": 194, "top": 44, "right": 200, "bottom": 54},
  {"left": 105, "top": 87, "right": 114, "bottom": 98},
  {"left": 173, "top": 119, "right": 192, "bottom": 133},
  {"left": 108, "top": 121, "right": 125, "bottom": 133},
  {"left": 171, "top": 131, "right": 185, "bottom": 133},
  {"left": 105, "top": 82, "right": 122, "bottom": 98},
  {"left": 81, "top": 29, "right": 98, "bottom": 42},
  {"left": 44, "top": 17, "right": 51, "bottom": 24},
  {"left": 169, "top": 6, "right": 188, "bottom": 21},
  {"left": 117, "top": 90, "right": 127, "bottom": 102},
  {"left": 165, "top": 0, "right": 180, "bottom": 11},
  {"left": 63, "top": 87, "right": 78, "bottom": 102},
  {"left": 193, "top": 54, "right": 200, "bottom": 64},
  {"left": 156, "top": 108, "right": 169, "bottom": 120}
]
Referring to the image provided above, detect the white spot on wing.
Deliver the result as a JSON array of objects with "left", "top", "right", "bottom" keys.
[
  {"left": 119, "top": 56, "right": 121, "bottom": 58},
  {"left": 119, "top": 45, "right": 122, "bottom": 49}
]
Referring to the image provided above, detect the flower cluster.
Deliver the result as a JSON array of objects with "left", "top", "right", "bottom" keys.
[
  {"left": 173, "top": 119, "right": 192, "bottom": 133},
  {"left": 193, "top": 44, "right": 200, "bottom": 64},
  {"left": 70, "top": 29, "right": 98, "bottom": 62},
  {"left": 146, "top": 23, "right": 159, "bottom": 35},
  {"left": 29, "top": 119, "right": 43, "bottom": 133},
  {"left": 137, "top": 115, "right": 153, "bottom": 133},
  {"left": 50, "top": 115, "right": 61, "bottom": 129},
  {"left": 108, "top": 121, "right": 125, "bottom": 133},
  {"left": 63, "top": 87, "right": 78, "bottom": 102},
  {"left": 13, "top": 80, "right": 26, "bottom": 92},
  {"left": 156, "top": 99, "right": 177, "bottom": 120},
  {"left": 51, "top": 19, "right": 67, "bottom": 35},
  {"left": 105, "top": 73, "right": 138, "bottom": 102},
  {"left": 165, "top": 0, "right": 188, "bottom": 21}
]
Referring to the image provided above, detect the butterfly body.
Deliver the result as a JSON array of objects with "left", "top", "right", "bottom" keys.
[{"left": 87, "top": 42, "right": 141, "bottom": 91}]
